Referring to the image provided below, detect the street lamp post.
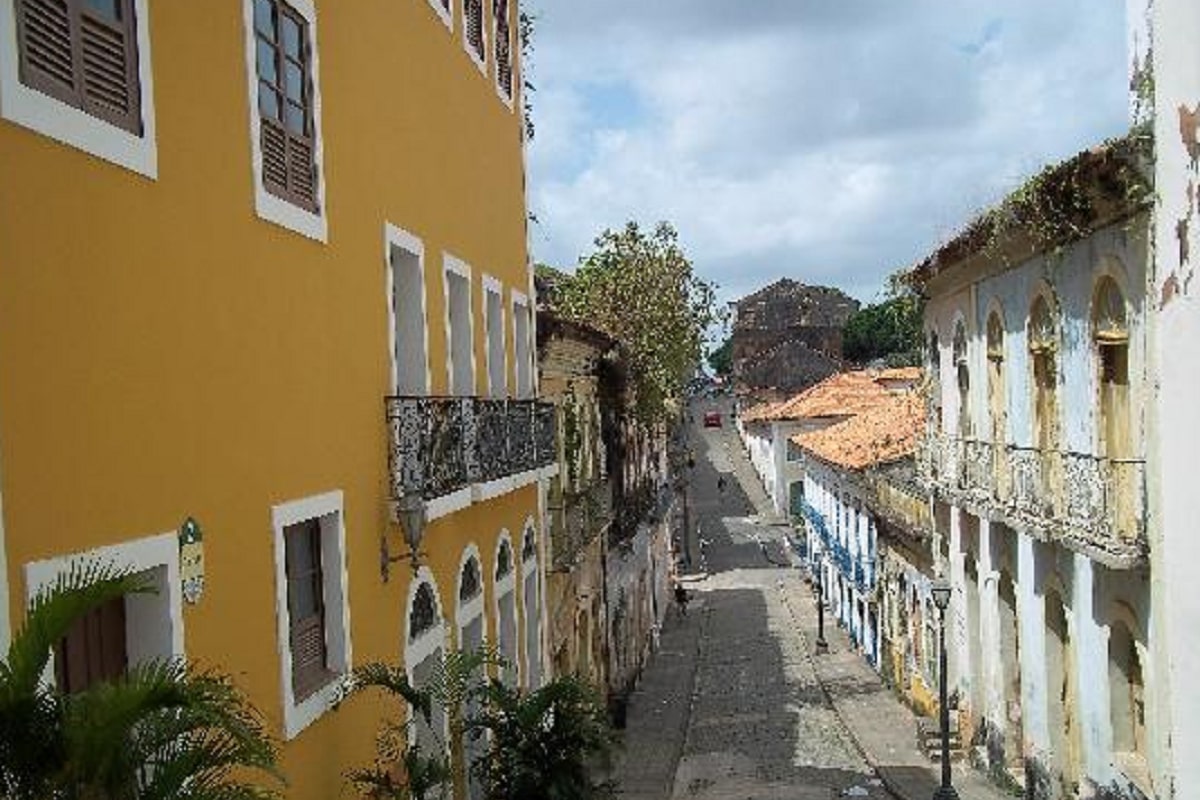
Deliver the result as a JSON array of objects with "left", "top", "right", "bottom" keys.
[
  {"left": 930, "top": 577, "right": 959, "bottom": 800},
  {"left": 815, "top": 555, "right": 828, "bottom": 653}
]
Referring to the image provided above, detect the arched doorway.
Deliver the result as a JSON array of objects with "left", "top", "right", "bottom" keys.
[
  {"left": 986, "top": 308, "right": 1008, "bottom": 499},
  {"left": 520, "top": 524, "right": 542, "bottom": 689},
  {"left": 494, "top": 535, "right": 517, "bottom": 685},
  {"left": 1045, "top": 588, "right": 1079, "bottom": 795},
  {"left": 456, "top": 549, "right": 486, "bottom": 800},
  {"left": 405, "top": 572, "right": 447, "bottom": 761}
]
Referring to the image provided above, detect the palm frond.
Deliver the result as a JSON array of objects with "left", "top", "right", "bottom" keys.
[
  {"left": 339, "top": 663, "right": 431, "bottom": 724},
  {"left": 1, "top": 561, "right": 153, "bottom": 698}
]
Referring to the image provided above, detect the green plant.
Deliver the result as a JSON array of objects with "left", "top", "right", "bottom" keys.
[
  {"left": 0, "top": 561, "right": 281, "bottom": 800},
  {"left": 471, "top": 675, "right": 615, "bottom": 800},
  {"left": 707, "top": 335, "right": 733, "bottom": 377},
  {"left": 557, "top": 221, "right": 723, "bottom": 423}
]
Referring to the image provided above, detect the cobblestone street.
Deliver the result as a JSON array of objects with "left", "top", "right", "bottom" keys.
[{"left": 611, "top": 399, "right": 1011, "bottom": 800}]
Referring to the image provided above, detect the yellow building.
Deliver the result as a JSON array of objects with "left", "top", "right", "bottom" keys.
[{"left": 0, "top": 0, "right": 549, "bottom": 796}]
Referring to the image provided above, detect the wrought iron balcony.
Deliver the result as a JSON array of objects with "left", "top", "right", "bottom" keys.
[
  {"left": 385, "top": 396, "right": 557, "bottom": 502},
  {"left": 548, "top": 478, "right": 614, "bottom": 570},
  {"left": 920, "top": 433, "right": 1147, "bottom": 567}
]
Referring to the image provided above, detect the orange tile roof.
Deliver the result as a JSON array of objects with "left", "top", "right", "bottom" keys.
[
  {"left": 875, "top": 367, "right": 922, "bottom": 383},
  {"left": 790, "top": 390, "right": 924, "bottom": 470},
  {"left": 754, "top": 370, "right": 891, "bottom": 422}
]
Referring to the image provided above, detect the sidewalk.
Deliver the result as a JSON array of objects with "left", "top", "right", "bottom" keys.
[
  {"left": 777, "top": 573, "right": 1016, "bottom": 800},
  {"left": 609, "top": 603, "right": 707, "bottom": 800}
]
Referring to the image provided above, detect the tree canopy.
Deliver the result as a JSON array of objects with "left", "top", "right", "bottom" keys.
[
  {"left": 707, "top": 335, "right": 733, "bottom": 377},
  {"left": 842, "top": 275, "right": 924, "bottom": 367},
  {"left": 555, "top": 222, "right": 721, "bottom": 422}
]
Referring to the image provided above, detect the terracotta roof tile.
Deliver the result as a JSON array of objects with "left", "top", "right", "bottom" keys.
[{"left": 790, "top": 390, "right": 924, "bottom": 470}]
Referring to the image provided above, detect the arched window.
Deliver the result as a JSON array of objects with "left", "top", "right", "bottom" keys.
[
  {"left": 986, "top": 309, "right": 1008, "bottom": 495},
  {"left": 456, "top": 551, "right": 486, "bottom": 800},
  {"left": 520, "top": 525, "right": 542, "bottom": 689},
  {"left": 953, "top": 320, "right": 970, "bottom": 437},
  {"left": 405, "top": 575, "right": 446, "bottom": 760},
  {"left": 1109, "top": 619, "right": 1145, "bottom": 757},
  {"left": 1093, "top": 277, "right": 1130, "bottom": 459},
  {"left": 1029, "top": 293, "right": 1059, "bottom": 453},
  {"left": 494, "top": 536, "right": 518, "bottom": 684}
]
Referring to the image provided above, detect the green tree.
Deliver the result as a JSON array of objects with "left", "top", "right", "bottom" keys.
[
  {"left": 0, "top": 562, "right": 281, "bottom": 800},
  {"left": 707, "top": 336, "right": 733, "bottom": 377},
  {"left": 842, "top": 274, "right": 924, "bottom": 367},
  {"left": 557, "top": 222, "right": 722, "bottom": 422},
  {"left": 341, "top": 651, "right": 614, "bottom": 800}
]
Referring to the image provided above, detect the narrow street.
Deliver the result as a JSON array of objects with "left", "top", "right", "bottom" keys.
[{"left": 611, "top": 398, "right": 1009, "bottom": 800}]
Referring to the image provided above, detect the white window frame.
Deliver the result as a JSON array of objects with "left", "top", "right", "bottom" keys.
[
  {"left": 270, "top": 489, "right": 351, "bottom": 740},
  {"left": 240, "top": 0, "right": 329, "bottom": 243},
  {"left": 405, "top": 567, "right": 450, "bottom": 749},
  {"left": 461, "top": 0, "right": 487, "bottom": 74},
  {"left": 491, "top": 0, "right": 515, "bottom": 110},
  {"left": 0, "top": 0, "right": 158, "bottom": 178},
  {"left": 482, "top": 274, "right": 507, "bottom": 398},
  {"left": 384, "top": 223, "right": 431, "bottom": 395},
  {"left": 518, "top": 519, "right": 542, "bottom": 689},
  {"left": 25, "top": 530, "right": 185, "bottom": 678},
  {"left": 511, "top": 290, "right": 533, "bottom": 400},
  {"left": 426, "top": 0, "right": 452, "bottom": 31},
  {"left": 492, "top": 532, "right": 518, "bottom": 680},
  {"left": 443, "top": 254, "right": 477, "bottom": 396}
]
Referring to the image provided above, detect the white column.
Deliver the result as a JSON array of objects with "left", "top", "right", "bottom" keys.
[
  {"left": 978, "top": 519, "right": 1005, "bottom": 733},
  {"left": 1072, "top": 554, "right": 1114, "bottom": 789},
  {"left": 948, "top": 505, "right": 969, "bottom": 693},
  {"left": 1017, "top": 533, "right": 1049, "bottom": 759}
]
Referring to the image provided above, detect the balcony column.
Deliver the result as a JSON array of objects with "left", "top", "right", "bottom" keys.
[
  {"left": 978, "top": 518, "right": 1006, "bottom": 746},
  {"left": 947, "top": 505, "right": 970, "bottom": 696},
  {"left": 1071, "top": 553, "right": 1113, "bottom": 790}
]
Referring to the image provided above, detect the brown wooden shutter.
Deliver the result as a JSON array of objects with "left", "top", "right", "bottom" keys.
[
  {"left": 255, "top": 0, "right": 319, "bottom": 212},
  {"left": 493, "top": 0, "right": 512, "bottom": 98},
  {"left": 15, "top": 0, "right": 141, "bottom": 134},
  {"left": 54, "top": 594, "right": 128, "bottom": 694},
  {"left": 285, "top": 518, "right": 329, "bottom": 699},
  {"left": 466, "top": 0, "right": 483, "bottom": 59}
]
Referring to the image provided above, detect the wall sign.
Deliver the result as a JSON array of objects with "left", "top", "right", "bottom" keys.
[{"left": 179, "top": 517, "right": 205, "bottom": 604}]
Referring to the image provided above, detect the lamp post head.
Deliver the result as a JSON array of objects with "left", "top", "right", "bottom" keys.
[
  {"left": 931, "top": 576, "right": 952, "bottom": 611},
  {"left": 398, "top": 491, "right": 427, "bottom": 559}
]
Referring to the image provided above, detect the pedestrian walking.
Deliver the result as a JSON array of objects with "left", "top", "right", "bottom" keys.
[{"left": 674, "top": 581, "right": 690, "bottom": 616}]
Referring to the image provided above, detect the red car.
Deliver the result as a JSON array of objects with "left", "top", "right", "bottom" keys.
[{"left": 703, "top": 410, "right": 722, "bottom": 428}]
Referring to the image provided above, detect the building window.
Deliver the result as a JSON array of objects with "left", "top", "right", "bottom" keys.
[
  {"left": 253, "top": 0, "right": 318, "bottom": 211},
  {"left": 953, "top": 320, "right": 970, "bottom": 438},
  {"left": 520, "top": 525, "right": 541, "bottom": 689},
  {"left": 444, "top": 257, "right": 475, "bottom": 396},
  {"left": 1093, "top": 277, "right": 1130, "bottom": 459},
  {"left": 386, "top": 225, "right": 430, "bottom": 396},
  {"left": 495, "top": 537, "right": 517, "bottom": 684},
  {"left": 1029, "top": 293, "right": 1060, "bottom": 454},
  {"left": 284, "top": 518, "right": 329, "bottom": 700},
  {"left": 55, "top": 594, "right": 128, "bottom": 693},
  {"left": 14, "top": 0, "right": 141, "bottom": 132},
  {"left": 241, "top": 0, "right": 325, "bottom": 241},
  {"left": 928, "top": 331, "right": 942, "bottom": 433},
  {"left": 0, "top": 0, "right": 157, "bottom": 175},
  {"left": 463, "top": 0, "right": 485, "bottom": 68},
  {"left": 406, "top": 572, "right": 447, "bottom": 759},
  {"left": 512, "top": 293, "right": 533, "bottom": 399},
  {"left": 484, "top": 278, "right": 507, "bottom": 397},
  {"left": 271, "top": 490, "right": 351, "bottom": 739},
  {"left": 456, "top": 550, "right": 486, "bottom": 800},
  {"left": 492, "top": 0, "right": 512, "bottom": 102}
]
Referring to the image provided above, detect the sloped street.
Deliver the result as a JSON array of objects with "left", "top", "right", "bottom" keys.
[{"left": 611, "top": 399, "right": 1010, "bottom": 800}]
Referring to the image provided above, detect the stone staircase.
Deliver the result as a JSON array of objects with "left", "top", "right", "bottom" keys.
[{"left": 916, "top": 715, "right": 964, "bottom": 763}]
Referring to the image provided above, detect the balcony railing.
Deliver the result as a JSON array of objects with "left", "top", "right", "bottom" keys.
[
  {"left": 549, "top": 478, "right": 614, "bottom": 570},
  {"left": 386, "top": 396, "right": 557, "bottom": 501},
  {"left": 920, "top": 433, "right": 1147, "bottom": 566}
]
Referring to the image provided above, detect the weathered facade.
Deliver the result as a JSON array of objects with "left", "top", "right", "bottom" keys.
[
  {"left": 1144, "top": 2, "right": 1200, "bottom": 798},
  {"left": 731, "top": 279, "right": 859, "bottom": 394},
  {"left": 911, "top": 133, "right": 1159, "bottom": 799}
]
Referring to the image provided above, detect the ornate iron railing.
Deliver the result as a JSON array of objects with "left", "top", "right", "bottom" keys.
[
  {"left": 920, "top": 433, "right": 1147, "bottom": 566},
  {"left": 550, "top": 478, "right": 613, "bottom": 569},
  {"left": 386, "top": 396, "right": 557, "bottom": 501}
]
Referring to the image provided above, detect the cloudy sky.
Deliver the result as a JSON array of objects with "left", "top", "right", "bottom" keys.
[{"left": 523, "top": 1, "right": 1132, "bottom": 308}]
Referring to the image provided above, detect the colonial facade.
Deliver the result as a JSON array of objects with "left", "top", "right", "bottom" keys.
[
  {"left": 0, "top": 2, "right": 545, "bottom": 798},
  {"left": 911, "top": 133, "right": 1159, "bottom": 799}
]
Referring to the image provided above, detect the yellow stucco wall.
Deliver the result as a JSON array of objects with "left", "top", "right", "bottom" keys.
[{"left": 0, "top": 1, "right": 534, "bottom": 796}]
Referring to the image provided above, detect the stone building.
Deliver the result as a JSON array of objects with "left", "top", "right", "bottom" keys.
[
  {"left": 731, "top": 279, "right": 859, "bottom": 394},
  {"left": 910, "top": 131, "right": 1158, "bottom": 800},
  {"left": 536, "top": 309, "right": 677, "bottom": 708}
]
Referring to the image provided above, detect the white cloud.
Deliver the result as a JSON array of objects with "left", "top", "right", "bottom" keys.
[{"left": 524, "top": 1, "right": 1130, "bottom": 305}]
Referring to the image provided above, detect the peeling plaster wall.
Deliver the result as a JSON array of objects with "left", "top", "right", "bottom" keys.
[{"left": 1150, "top": 1, "right": 1200, "bottom": 798}]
